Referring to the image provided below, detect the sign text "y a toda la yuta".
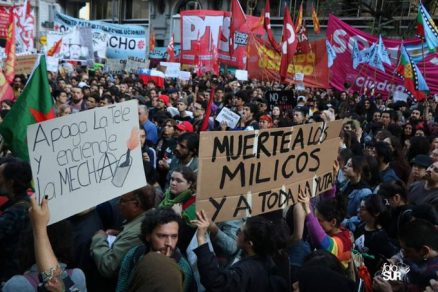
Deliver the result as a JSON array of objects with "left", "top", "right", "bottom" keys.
[{"left": 196, "top": 120, "right": 343, "bottom": 222}]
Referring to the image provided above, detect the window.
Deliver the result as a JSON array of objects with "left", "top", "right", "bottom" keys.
[
  {"left": 126, "top": 0, "right": 150, "bottom": 19},
  {"left": 93, "top": 0, "right": 118, "bottom": 20}
]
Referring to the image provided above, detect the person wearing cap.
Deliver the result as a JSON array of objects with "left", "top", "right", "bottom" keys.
[
  {"left": 175, "top": 121, "right": 194, "bottom": 134},
  {"left": 158, "top": 95, "right": 170, "bottom": 108},
  {"left": 408, "top": 154, "right": 433, "bottom": 186},
  {"left": 258, "top": 115, "right": 273, "bottom": 129},
  {"left": 408, "top": 159, "right": 438, "bottom": 208},
  {"left": 174, "top": 98, "right": 193, "bottom": 123},
  {"left": 167, "top": 88, "right": 180, "bottom": 105}
]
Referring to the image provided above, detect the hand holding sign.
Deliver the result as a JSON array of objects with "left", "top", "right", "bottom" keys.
[
  {"left": 192, "top": 210, "right": 211, "bottom": 246},
  {"left": 29, "top": 196, "right": 50, "bottom": 230}
]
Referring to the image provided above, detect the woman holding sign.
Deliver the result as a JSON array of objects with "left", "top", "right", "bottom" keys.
[{"left": 159, "top": 167, "right": 197, "bottom": 252}]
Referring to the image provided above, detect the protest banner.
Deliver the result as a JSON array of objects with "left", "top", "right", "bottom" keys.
[
  {"left": 196, "top": 120, "right": 343, "bottom": 222},
  {"left": 46, "top": 28, "right": 94, "bottom": 61},
  {"left": 247, "top": 37, "right": 330, "bottom": 88},
  {"left": 15, "top": 54, "right": 37, "bottom": 75},
  {"left": 0, "top": 5, "right": 9, "bottom": 38},
  {"left": 180, "top": 10, "right": 264, "bottom": 70},
  {"left": 265, "top": 90, "right": 296, "bottom": 112},
  {"left": 327, "top": 15, "right": 438, "bottom": 96},
  {"left": 215, "top": 107, "right": 241, "bottom": 129},
  {"left": 27, "top": 100, "right": 146, "bottom": 224},
  {"left": 106, "top": 58, "right": 126, "bottom": 74},
  {"left": 125, "top": 56, "right": 148, "bottom": 73},
  {"left": 54, "top": 11, "right": 147, "bottom": 60}
]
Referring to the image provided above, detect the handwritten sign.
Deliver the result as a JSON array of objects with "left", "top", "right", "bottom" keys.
[
  {"left": 196, "top": 120, "right": 343, "bottom": 222},
  {"left": 235, "top": 70, "right": 248, "bottom": 81},
  {"left": 178, "top": 71, "right": 191, "bottom": 81},
  {"left": 46, "top": 56, "right": 59, "bottom": 73},
  {"left": 27, "top": 100, "right": 147, "bottom": 224},
  {"left": 215, "top": 107, "right": 240, "bottom": 129},
  {"left": 106, "top": 58, "right": 126, "bottom": 74},
  {"left": 16, "top": 55, "right": 38, "bottom": 75},
  {"left": 125, "top": 56, "right": 149, "bottom": 73},
  {"left": 265, "top": 90, "right": 295, "bottom": 112},
  {"left": 160, "top": 62, "right": 181, "bottom": 78}
]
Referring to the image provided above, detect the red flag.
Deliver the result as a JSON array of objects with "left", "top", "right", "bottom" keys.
[
  {"left": 312, "top": 4, "right": 321, "bottom": 34},
  {"left": 230, "top": 0, "right": 246, "bottom": 54},
  {"left": 47, "top": 38, "right": 62, "bottom": 57},
  {"left": 201, "top": 87, "right": 215, "bottom": 131},
  {"left": 149, "top": 30, "right": 155, "bottom": 53},
  {"left": 166, "top": 34, "right": 175, "bottom": 62},
  {"left": 264, "top": 0, "right": 281, "bottom": 52},
  {"left": 211, "top": 39, "right": 220, "bottom": 75},
  {"left": 4, "top": 8, "right": 16, "bottom": 83},
  {"left": 280, "top": 5, "right": 298, "bottom": 82},
  {"left": 193, "top": 32, "right": 203, "bottom": 75},
  {"left": 296, "top": 22, "right": 312, "bottom": 54},
  {"left": 0, "top": 71, "right": 15, "bottom": 101},
  {"left": 296, "top": 2, "right": 303, "bottom": 32}
]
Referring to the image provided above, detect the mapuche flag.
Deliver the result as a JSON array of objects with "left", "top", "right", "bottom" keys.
[
  {"left": 416, "top": 2, "right": 438, "bottom": 52},
  {"left": 0, "top": 55, "right": 56, "bottom": 161},
  {"left": 397, "top": 45, "right": 429, "bottom": 102}
]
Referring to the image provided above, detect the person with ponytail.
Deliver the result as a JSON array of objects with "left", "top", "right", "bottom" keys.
[
  {"left": 300, "top": 196, "right": 353, "bottom": 269},
  {"left": 353, "top": 195, "right": 398, "bottom": 275},
  {"left": 192, "top": 211, "right": 289, "bottom": 291}
]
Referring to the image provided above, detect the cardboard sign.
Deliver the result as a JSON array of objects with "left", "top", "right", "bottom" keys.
[
  {"left": 265, "top": 90, "right": 296, "bottom": 113},
  {"left": 196, "top": 120, "right": 343, "bottom": 222},
  {"left": 235, "top": 69, "right": 248, "bottom": 81},
  {"left": 215, "top": 107, "right": 241, "bottom": 129},
  {"left": 178, "top": 70, "right": 192, "bottom": 81},
  {"left": 106, "top": 58, "right": 126, "bottom": 74},
  {"left": 27, "top": 100, "right": 147, "bottom": 224},
  {"left": 125, "top": 56, "right": 148, "bottom": 73},
  {"left": 15, "top": 54, "right": 38, "bottom": 75}
]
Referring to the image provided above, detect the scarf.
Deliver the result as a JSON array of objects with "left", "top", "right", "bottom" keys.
[{"left": 159, "top": 189, "right": 196, "bottom": 225}]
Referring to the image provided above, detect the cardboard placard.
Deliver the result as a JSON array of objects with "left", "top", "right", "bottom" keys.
[
  {"left": 125, "top": 57, "right": 149, "bottom": 73},
  {"left": 16, "top": 55, "right": 38, "bottom": 75},
  {"left": 27, "top": 100, "right": 147, "bottom": 224},
  {"left": 106, "top": 59, "right": 126, "bottom": 74},
  {"left": 215, "top": 107, "right": 241, "bottom": 129},
  {"left": 196, "top": 120, "right": 343, "bottom": 222}
]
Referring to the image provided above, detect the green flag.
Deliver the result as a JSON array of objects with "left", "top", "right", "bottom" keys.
[{"left": 0, "top": 55, "right": 55, "bottom": 161}]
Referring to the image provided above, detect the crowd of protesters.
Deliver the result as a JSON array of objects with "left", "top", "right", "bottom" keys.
[{"left": 1, "top": 64, "right": 438, "bottom": 292}]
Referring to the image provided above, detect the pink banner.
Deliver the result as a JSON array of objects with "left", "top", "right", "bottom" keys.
[
  {"left": 327, "top": 15, "right": 438, "bottom": 96},
  {"left": 180, "top": 10, "right": 264, "bottom": 70}
]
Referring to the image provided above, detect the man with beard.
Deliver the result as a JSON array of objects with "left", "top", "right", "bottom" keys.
[
  {"left": 116, "top": 208, "right": 194, "bottom": 292},
  {"left": 408, "top": 161, "right": 438, "bottom": 210},
  {"left": 165, "top": 133, "right": 199, "bottom": 189},
  {"left": 70, "top": 87, "right": 88, "bottom": 113}
]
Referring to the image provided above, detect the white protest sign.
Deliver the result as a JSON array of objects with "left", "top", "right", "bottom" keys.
[
  {"left": 235, "top": 69, "right": 248, "bottom": 81},
  {"left": 160, "top": 62, "right": 181, "bottom": 78},
  {"left": 294, "top": 73, "right": 304, "bottom": 81},
  {"left": 215, "top": 107, "right": 241, "bottom": 129},
  {"left": 393, "top": 90, "right": 408, "bottom": 102},
  {"left": 295, "top": 83, "right": 305, "bottom": 91},
  {"left": 27, "top": 100, "right": 147, "bottom": 224},
  {"left": 178, "top": 71, "right": 191, "bottom": 81},
  {"left": 46, "top": 56, "right": 59, "bottom": 73}
]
